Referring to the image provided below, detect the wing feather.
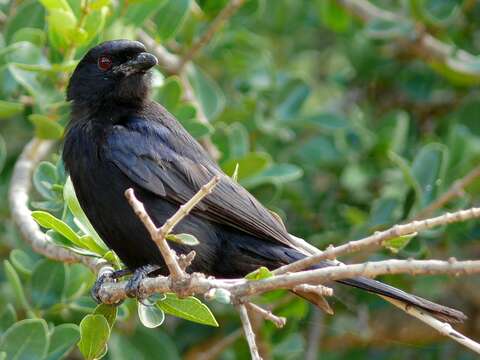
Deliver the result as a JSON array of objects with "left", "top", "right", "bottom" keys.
[{"left": 102, "top": 115, "right": 294, "bottom": 248}]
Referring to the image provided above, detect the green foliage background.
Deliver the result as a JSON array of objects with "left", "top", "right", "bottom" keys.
[{"left": 1, "top": 0, "right": 480, "bottom": 358}]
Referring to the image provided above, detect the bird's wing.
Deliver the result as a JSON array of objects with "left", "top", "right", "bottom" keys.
[{"left": 102, "top": 115, "right": 294, "bottom": 248}]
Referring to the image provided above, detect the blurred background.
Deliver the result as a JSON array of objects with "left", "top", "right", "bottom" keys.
[{"left": 1, "top": 0, "right": 480, "bottom": 359}]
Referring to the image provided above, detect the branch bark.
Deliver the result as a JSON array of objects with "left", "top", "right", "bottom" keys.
[
  {"left": 176, "top": 0, "right": 246, "bottom": 72},
  {"left": 275, "top": 207, "right": 480, "bottom": 275},
  {"left": 237, "top": 304, "right": 262, "bottom": 360}
]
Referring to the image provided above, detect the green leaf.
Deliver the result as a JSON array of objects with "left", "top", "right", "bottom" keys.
[
  {"left": 29, "top": 114, "right": 64, "bottom": 140},
  {"left": 180, "top": 118, "right": 213, "bottom": 139},
  {"left": 368, "top": 197, "right": 399, "bottom": 228},
  {"left": 154, "top": 76, "right": 182, "bottom": 111},
  {"left": 383, "top": 233, "right": 417, "bottom": 254},
  {"left": 46, "top": 324, "right": 80, "bottom": 360},
  {"left": 222, "top": 152, "right": 271, "bottom": 181},
  {"left": 77, "top": 314, "right": 110, "bottom": 360},
  {"left": 94, "top": 304, "right": 117, "bottom": 329},
  {"left": 157, "top": 293, "right": 218, "bottom": 327},
  {"left": 79, "top": 235, "right": 108, "bottom": 256},
  {"left": 388, "top": 151, "right": 421, "bottom": 196},
  {"left": 175, "top": 103, "right": 196, "bottom": 121},
  {"left": 39, "top": 0, "right": 71, "bottom": 11},
  {"left": 8, "top": 65, "right": 54, "bottom": 106},
  {"left": 4, "top": 1, "right": 45, "bottom": 43},
  {"left": 411, "top": 143, "right": 448, "bottom": 207},
  {"left": 275, "top": 79, "right": 310, "bottom": 120},
  {"left": 83, "top": 7, "right": 109, "bottom": 44},
  {"left": 0, "top": 100, "right": 24, "bottom": 119},
  {"left": 188, "top": 65, "right": 225, "bottom": 120},
  {"left": 30, "top": 259, "right": 66, "bottom": 309},
  {"left": 33, "top": 161, "right": 58, "bottom": 200},
  {"left": 318, "top": 0, "right": 351, "bottom": 32},
  {"left": 9, "top": 249, "right": 36, "bottom": 277},
  {"left": 64, "top": 264, "right": 92, "bottom": 300},
  {"left": 11, "top": 28, "right": 46, "bottom": 47},
  {"left": 0, "top": 319, "right": 49, "bottom": 360},
  {"left": 245, "top": 266, "right": 273, "bottom": 281},
  {"left": 64, "top": 177, "right": 106, "bottom": 250},
  {"left": 46, "top": 230, "right": 101, "bottom": 258},
  {"left": 0, "top": 305, "right": 16, "bottom": 336},
  {"left": 241, "top": 164, "right": 303, "bottom": 188},
  {"left": 124, "top": 0, "right": 168, "bottom": 26},
  {"left": 303, "top": 112, "right": 349, "bottom": 130},
  {"left": 31, "top": 211, "right": 81, "bottom": 245},
  {"left": 4, "top": 261, "right": 33, "bottom": 316},
  {"left": 227, "top": 122, "right": 249, "bottom": 159},
  {"left": 138, "top": 303, "right": 165, "bottom": 328},
  {"left": 231, "top": 163, "right": 239, "bottom": 182},
  {"left": 166, "top": 233, "right": 200, "bottom": 246},
  {"left": 155, "top": 0, "right": 191, "bottom": 41}
]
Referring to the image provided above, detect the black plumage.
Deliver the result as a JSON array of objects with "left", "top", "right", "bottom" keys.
[{"left": 63, "top": 40, "right": 466, "bottom": 323}]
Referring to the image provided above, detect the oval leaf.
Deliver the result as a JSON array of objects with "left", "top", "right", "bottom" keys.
[
  {"left": 46, "top": 324, "right": 80, "bottom": 360},
  {"left": 166, "top": 233, "right": 199, "bottom": 246},
  {"left": 138, "top": 302, "right": 165, "bottom": 328},
  {"left": 0, "top": 319, "right": 49, "bottom": 360},
  {"left": 30, "top": 259, "right": 66, "bottom": 309},
  {"left": 78, "top": 314, "right": 110, "bottom": 360},
  {"left": 157, "top": 293, "right": 218, "bottom": 327},
  {"left": 31, "top": 211, "right": 81, "bottom": 245}
]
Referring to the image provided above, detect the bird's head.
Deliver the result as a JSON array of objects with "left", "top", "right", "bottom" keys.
[{"left": 67, "top": 40, "right": 158, "bottom": 110}]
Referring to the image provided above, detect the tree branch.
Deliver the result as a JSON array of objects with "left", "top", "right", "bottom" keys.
[
  {"left": 124, "top": 176, "right": 219, "bottom": 280},
  {"left": 176, "top": 0, "right": 246, "bottom": 72},
  {"left": 414, "top": 165, "right": 480, "bottom": 219},
  {"left": 275, "top": 207, "right": 480, "bottom": 275},
  {"left": 237, "top": 304, "right": 262, "bottom": 360},
  {"left": 386, "top": 297, "right": 480, "bottom": 355},
  {"left": 245, "top": 302, "right": 286, "bottom": 329},
  {"left": 10, "top": 139, "right": 480, "bottom": 355}
]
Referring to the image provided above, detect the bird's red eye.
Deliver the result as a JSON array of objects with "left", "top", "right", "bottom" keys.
[{"left": 97, "top": 55, "right": 112, "bottom": 71}]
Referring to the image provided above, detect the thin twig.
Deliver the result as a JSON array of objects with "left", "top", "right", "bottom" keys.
[
  {"left": 176, "top": 0, "right": 246, "bottom": 72},
  {"left": 245, "top": 302, "right": 286, "bottom": 328},
  {"left": 415, "top": 165, "right": 480, "bottom": 219},
  {"left": 124, "top": 176, "right": 220, "bottom": 280},
  {"left": 306, "top": 309, "right": 324, "bottom": 360},
  {"left": 237, "top": 304, "right": 262, "bottom": 360},
  {"left": 96, "top": 258, "right": 480, "bottom": 305},
  {"left": 158, "top": 176, "right": 220, "bottom": 238},
  {"left": 386, "top": 297, "right": 480, "bottom": 354},
  {"left": 275, "top": 207, "right": 480, "bottom": 275}
]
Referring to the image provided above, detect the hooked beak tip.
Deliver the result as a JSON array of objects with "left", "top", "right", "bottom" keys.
[{"left": 115, "top": 52, "right": 158, "bottom": 75}]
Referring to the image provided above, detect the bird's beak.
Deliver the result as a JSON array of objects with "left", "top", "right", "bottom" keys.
[{"left": 113, "top": 52, "right": 158, "bottom": 76}]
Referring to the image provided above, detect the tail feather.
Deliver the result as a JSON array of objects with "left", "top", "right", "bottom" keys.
[
  {"left": 283, "top": 248, "right": 467, "bottom": 323},
  {"left": 338, "top": 277, "right": 467, "bottom": 323}
]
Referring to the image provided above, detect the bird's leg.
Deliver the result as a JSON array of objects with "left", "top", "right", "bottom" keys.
[
  {"left": 125, "top": 264, "right": 161, "bottom": 299},
  {"left": 91, "top": 268, "right": 132, "bottom": 303}
]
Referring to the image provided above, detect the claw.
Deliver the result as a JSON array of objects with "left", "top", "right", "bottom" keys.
[
  {"left": 125, "top": 265, "right": 161, "bottom": 300},
  {"left": 91, "top": 268, "right": 132, "bottom": 304}
]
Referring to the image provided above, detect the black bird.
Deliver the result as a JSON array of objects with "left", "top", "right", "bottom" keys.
[{"left": 63, "top": 40, "right": 466, "bottom": 323}]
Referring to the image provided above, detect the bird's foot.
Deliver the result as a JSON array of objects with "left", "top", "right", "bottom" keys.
[
  {"left": 125, "top": 265, "right": 161, "bottom": 300},
  {"left": 91, "top": 268, "right": 132, "bottom": 303}
]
